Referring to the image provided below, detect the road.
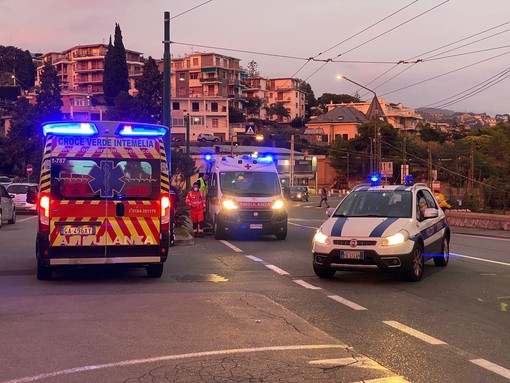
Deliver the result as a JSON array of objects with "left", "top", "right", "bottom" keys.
[{"left": 0, "top": 201, "right": 509, "bottom": 383}]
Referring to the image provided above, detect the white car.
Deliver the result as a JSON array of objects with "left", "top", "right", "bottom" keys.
[
  {"left": 6, "top": 183, "right": 39, "bottom": 214},
  {"left": 0, "top": 176, "right": 12, "bottom": 187},
  {"left": 312, "top": 180, "right": 450, "bottom": 281},
  {"left": 0, "top": 184, "right": 16, "bottom": 228},
  {"left": 197, "top": 133, "right": 220, "bottom": 142}
]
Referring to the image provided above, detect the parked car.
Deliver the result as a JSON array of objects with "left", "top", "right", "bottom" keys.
[
  {"left": 287, "top": 186, "right": 309, "bottom": 201},
  {"left": 0, "top": 184, "right": 16, "bottom": 228},
  {"left": 311, "top": 180, "right": 450, "bottom": 282},
  {"left": 6, "top": 183, "right": 39, "bottom": 214},
  {"left": 197, "top": 133, "right": 220, "bottom": 143},
  {"left": 0, "top": 176, "right": 12, "bottom": 187}
]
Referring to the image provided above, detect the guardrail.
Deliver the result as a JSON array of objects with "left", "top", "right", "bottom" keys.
[{"left": 446, "top": 210, "right": 510, "bottom": 231}]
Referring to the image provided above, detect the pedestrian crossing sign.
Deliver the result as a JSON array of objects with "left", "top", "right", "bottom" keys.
[{"left": 245, "top": 125, "right": 255, "bottom": 135}]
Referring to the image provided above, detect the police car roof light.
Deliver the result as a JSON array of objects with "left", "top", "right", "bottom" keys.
[
  {"left": 405, "top": 175, "right": 414, "bottom": 186},
  {"left": 42, "top": 122, "right": 98, "bottom": 136},
  {"left": 204, "top": 153, "right": 213, "bottom": 161},
  {"left": 116, "top": 124, "right": 167, "bottom": 137},
  {"left": 370, "top": 173, "right": 381, "bottom": 185}
]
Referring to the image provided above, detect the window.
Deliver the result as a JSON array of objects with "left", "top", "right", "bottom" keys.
[
  {"left": 192, "top": 57, "right": 199, "bottom": 66},
  {"left": 212, "top": 118, "right": 219, "bottom": 128},
  {"left": 190, "top": 72, "right": 199, "bottom": 80},
  {"left": 192, "top": 102, "right": 199, "bottom": 112},
  {"left": 343, "top": 134, "right": 349, "bottom": 140},
  {"left": 178, "top": 73, "right": 186, "bottom": 81},
  {"left": 172, "top": 102, "right": 180, "bottom": 111},
  {"left": 172, "top": 117, "right": 184, "bottom": 127},
  {"left": 191, "top": 116, "right": 204, "bottom": 125},
  {"left": 211, "top": 102, "right": 218, "bottom": 112}
]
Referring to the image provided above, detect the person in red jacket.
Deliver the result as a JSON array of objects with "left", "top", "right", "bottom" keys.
[{"left": 186, "top": 181, "right": 206, "bottom": 237}]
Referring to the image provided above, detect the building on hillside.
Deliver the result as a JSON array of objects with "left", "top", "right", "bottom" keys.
[
  {"left": 266, "top": 78, "right": 306, "bottom": 122},
  {"left": 35, "top": 44, "right": 144, "bottom": 120},
  {"left": 326, "top": 97, "right": 422, "bottom": 132},
  {"left": 164, "top": 52, "right": 246, "bottom": 142},
  {"left": 242, "top": 77, "right": 269, "bottom": 120},
  {"left": 304, "top": 106, "right": 369, "bottom": 145}
]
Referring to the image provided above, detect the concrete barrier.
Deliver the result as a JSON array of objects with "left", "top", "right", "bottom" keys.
[{"left": 446, "top": 210, "right": 510, "bottom": 231}]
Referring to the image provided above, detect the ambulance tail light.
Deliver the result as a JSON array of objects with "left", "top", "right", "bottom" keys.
[
  {"left": 38, "top": 193, "right": 51, "bottom": 232},
  {"left": 160, "top": 194, "right": 171, "bottom": 230}
]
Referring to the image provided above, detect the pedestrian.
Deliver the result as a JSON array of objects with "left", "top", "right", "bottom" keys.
[
  {"left": 318, "top": 187, "right": 330, "bottom": 208},
  {"left": 169, "top": 184, "right": 180, "bottom": 246},
  {"left": 197, "top": 173, "right": 209, "bottom": 197},
  {"left": 185, "top": 181, "right": 206, "bottom": 237}
]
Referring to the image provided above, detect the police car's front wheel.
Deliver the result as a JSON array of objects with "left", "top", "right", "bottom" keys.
[
  {"left": 434, "top": 237, "right": 449, "bottom": 267},
  {"left": 313, "top": 265, "right": 336, "bottom": 279},
  {"left": 146, "top": 263, "right": 164, "bottom": 278},
  {"left": 404, "top": 245, "right": 424, "bottom": 282}
]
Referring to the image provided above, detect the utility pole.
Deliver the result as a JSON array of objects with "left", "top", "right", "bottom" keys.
[
  {"left": 427, "top": 144, "right": 432, "bottom": 188},
  {"left": 469, "top": 143, "right": 474, "bottom": 195},
  {"left": 163, "top": 11, "right": 172, "bottom": 172},
  {"left": 290, "top": 134, "right": 295, "bottom": 186},
  {"left": 346, "top": 153, "right": 350, "bottom": 187}
]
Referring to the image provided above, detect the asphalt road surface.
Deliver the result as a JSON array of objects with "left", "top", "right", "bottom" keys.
[{"left": 0, "top": 201, "right": 509, "bottom": 383}]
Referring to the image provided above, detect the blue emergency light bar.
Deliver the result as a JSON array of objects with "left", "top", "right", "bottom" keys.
[
  {"left": 405, "top": 175, "right": 414, "bottom": 186},
  {"left": 116, "top": 124, "right": 167, "bottom": 137},
  {"left": 257, "top": 155, "right": 274, "bottom": 163},
  {"left": 369, "top": 173, "right": 381, "bottom": 185},
  {"left": 42, "top": 122, "right": 99, "bottom": 136},
  {"left": 204, "top": 153, "right": 213, "bottom": 161}
]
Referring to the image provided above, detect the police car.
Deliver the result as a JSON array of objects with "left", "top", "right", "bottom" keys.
[{"left": 312, "top": 175, "right": 450, "bottom": 281}]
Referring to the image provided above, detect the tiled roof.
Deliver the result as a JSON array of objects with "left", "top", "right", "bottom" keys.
[{"left": 307, "top": 106, "right": 369, "bottom": 124}]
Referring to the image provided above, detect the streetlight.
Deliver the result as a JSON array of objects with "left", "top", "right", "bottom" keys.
[{"left": 336, "top": 75, "right": 381, "bottom": 175}]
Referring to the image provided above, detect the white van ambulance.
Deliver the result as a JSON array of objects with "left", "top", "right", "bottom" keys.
[
  {"left": 205, "top": 154, "right": 288, "bottom": 240},
  {"left": 33, "top": 121, "right": 172, "bottom": 280}
]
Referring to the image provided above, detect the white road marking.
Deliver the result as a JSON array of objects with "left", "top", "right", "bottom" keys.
[
  {"left": 470, "top": 358, "right": 510, "bottom": 379},
  {"left": 383, "top": 321, "right": 446, "bottom": 345},
  {"left": 245, "top": 255, "right": 264, "bottom": 262},
  {"left": 451, "top": 253, "right": 510, "bottom": 267},
  {"left": 264, "top": 264, "right": 289, "bottom": 275},
  {"left": 219, "top": 240, "right": 244, "bottom": 253},
  {"left": 288, "top": 221, "right": 319, "bottom": 230},
  {"left": 328, "top": 295, "right": 368, "bottom": 311},
  {"left": 293, "top": 279, "right": 322, "bottom": 290},
  {"left": 2, "top": 345, "right": 346, "bottom": 383},
  {"left": 17, "top": 216, "right": 38, "bottom": 222},
  {"left": 351, "top": 377, "right": 410, "bottom": 383},
  {"left": 454, "top": 233, "right": 510, "bottom": 242}
]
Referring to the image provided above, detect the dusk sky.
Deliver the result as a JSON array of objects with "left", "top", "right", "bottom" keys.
[{"left": 2, "top": 0, "right": 509, "bottom": 116}]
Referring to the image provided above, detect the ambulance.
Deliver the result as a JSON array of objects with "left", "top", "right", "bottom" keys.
[
  {"left": 205, "top": 154, "right": 288, "bottom": 240},
  {"left": 33, "top": 121, "right": 172, "bottom": 280}
]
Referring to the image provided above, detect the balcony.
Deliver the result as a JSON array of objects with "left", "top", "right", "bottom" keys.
[
  {"left": 200, "top": 77, "right": 221, "bottom": 83},
  {"left": 75, "top": 67, "right": 104, "bottom": 73}
]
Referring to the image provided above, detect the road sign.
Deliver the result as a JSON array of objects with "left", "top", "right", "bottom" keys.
[
  {"left": 245, "top": 124, "right": 255, "bottom": 135},
  {"left": 26, "top": 164, "right": 33, "bottom": 176},
  {"left": 432, "top": 180, "right": 441, "bottom": 191},
  {"left": 381, "top": 161, "right": 393, "bottom": 177}
]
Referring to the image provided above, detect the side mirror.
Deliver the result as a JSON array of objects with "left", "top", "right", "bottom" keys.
[
  {"left": 423, "top": 208, "right": 438, "bottom": 219},
  {"left": 26, "top": 187, "right": 38, "bottom": 204}
]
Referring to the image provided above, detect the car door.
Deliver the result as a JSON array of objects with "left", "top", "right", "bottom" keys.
[
  {"left": 416, "top": 189, "right": 443, "bottom": 255},
  {"left": 0, "top": 186, "right": 13, "bottom": 223}
]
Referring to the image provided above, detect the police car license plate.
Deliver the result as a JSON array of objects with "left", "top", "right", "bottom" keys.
[
  {"left": 250, "top": 224, "right": 263, "bottom": 229},
  {"left": 60, "top": 226, "right": 96, "bottom": 235},
  {"left": 340, "top": 250, "right": 364, "bottom": 259}
]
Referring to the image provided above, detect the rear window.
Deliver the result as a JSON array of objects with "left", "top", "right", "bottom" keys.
[
  {"left": 7, "top": 184, "right": 31, "bottom": 194},
  {"left": 50, "top": 158, "right": 160, "bottom": 200}
]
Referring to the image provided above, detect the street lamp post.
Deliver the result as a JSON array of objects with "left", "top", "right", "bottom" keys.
[{"left": 336, "top": 75, "right": 380, "bottom": 174}]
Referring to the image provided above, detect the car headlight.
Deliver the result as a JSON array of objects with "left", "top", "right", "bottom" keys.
[
  {"left": 272, "top": 199, "right": 284, "bottom": 209},
  {"left": 382, "top": 230, "right": 409, "bottom": 246},
  {"left": 313, "top": 229, "right": 329, "bottom": 245},
  {"left": 222, "top": 199, "right": 238, "bottom": 210},
  {"left": 296, "top": 193, "right": 302, "bottom": 198}
]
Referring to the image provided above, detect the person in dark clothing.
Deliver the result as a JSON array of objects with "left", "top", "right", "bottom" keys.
[
  {"left": 169, "top": 185, "right": 179, "bottom": 246},
  {"left": 318, "top": 187, "right": 330, "bottom": 207}
]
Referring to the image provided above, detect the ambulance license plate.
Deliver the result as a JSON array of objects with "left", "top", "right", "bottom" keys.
[
  {"left": 340, "top": 250, "right": 364, "bottom": 259},
  {"left": 250, "top": 224, "right": 263, "bottom": 229},
  {"left": 60, "top": 226, "right": 96, "bottom": 235}
]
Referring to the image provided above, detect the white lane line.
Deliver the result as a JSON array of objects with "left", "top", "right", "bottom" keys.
[
  {"left": 328, "top": 295, "right": 368, "bottom": 311},
  {"left": 451, "top": 253, "right": 510, "bottom": 267},
  {"left": 470, "top": 358, "right": 510, "bottom": 379},
  {"left": 264, "top": 264, "right": 289, "bottom": 275},
  {"left": 293, "top": 279, "right": 322, "bottom": 290},
  {"left": 454, "top": 233, "right": 510, "bottom": 242},
  {"left": 17, "top": 216, "right": 38, "bottom": 222},
  {"left": 1, "top": 344, "right": 347, "bottom": 383},
  {"left": 383, "top": 321, "right": 446, "bottom": 345},
  {"left": 288, "top": 221, "right": 320, "bottom": 230},
  {"left": 219, "top": 240, "right": 244, "bottom": 253},
  {"left": 245, "top": 255, "right": 264, "bottom": 262}
]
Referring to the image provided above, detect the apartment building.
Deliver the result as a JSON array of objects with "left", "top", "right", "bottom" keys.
[
  {"left": 243, "top": 77, "right": 269, "bottom": 120},
  {"left": 166, "top": 52, "right": 245, "bottom": 142},
  {"left": 35, "top": 44, "right": 144, "bottom": 120},
  {"left": 266, "top": 78, "right": 306, "bottom": 122}
]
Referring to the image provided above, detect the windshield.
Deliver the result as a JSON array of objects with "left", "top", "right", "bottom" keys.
[
  {"left": 219, "top": 171, "right": 281, "bottom": 197},
  {"left": 50, "top": 158, "right": 160, "bottom": 200},
  {"left": 334, "top": 190, "right": 412, "bottom": 218}
]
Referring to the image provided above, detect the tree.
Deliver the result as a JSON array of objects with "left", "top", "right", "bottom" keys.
[
  {"left": 297, "top": 79, "right": 317, "bottom": 119},
  {"left": 170, "top": 149, "right": 197, "bottom": 228},
  {"left": 268, "top": 102, "right": 290, "bottom": 122},
  {"left": 134, "top": 56, "right": 162, "bottom": 123},
  {"left": 0, "top": 46, "right": 36, "bottom": 90},
  {"left": 36, "top": 62, "right": 63, "bottom": 122},
  {"left": 317, "top": 93, "right": 360, "bottom": 111},
  {"left": 246, "top": 60, "right": 260, "bottom": 78},
  {"left": 103, "top": 24, "right": 129, "bottom": 106},
  {"left": 228, "top": 106, "right": 245, "bottom": 123}
]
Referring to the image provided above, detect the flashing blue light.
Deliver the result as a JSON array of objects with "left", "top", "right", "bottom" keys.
[
  {"left": 204, "top": 153, "right": 213, "bottom": 161},
  {"left": 257, "top": 155, "right": 274, "bottom": 163},
  {"left": 370, "top": 173, "right": 381, "bottom": 185},
  {"left": 116, "top": 124, "right": 167, "bottom": 137},
  {"left": 405, "top": 175, "right": 414, "bottom": 186},
  {"left": 42, "top": 122, "right": 98, "bottom": 136}
]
